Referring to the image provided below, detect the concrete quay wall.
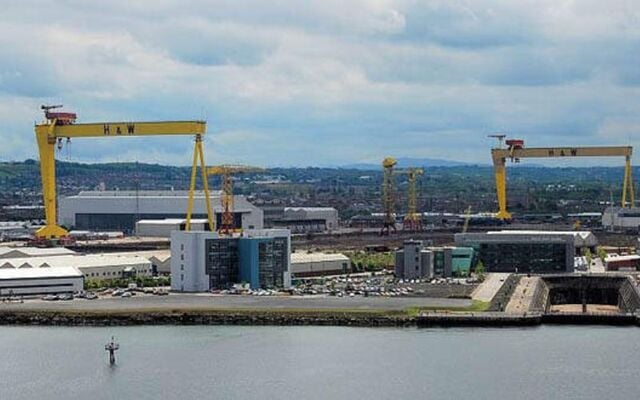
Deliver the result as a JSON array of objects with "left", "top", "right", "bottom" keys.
[{"left": 1, "top": 309, "right": 638, "bottom": 327}]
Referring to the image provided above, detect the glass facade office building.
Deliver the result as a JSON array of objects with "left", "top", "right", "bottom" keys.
[
  {"left": 172, "top": 229, "right": 291, "bottom": 292},
  {"left": 454, "top": 232, "right": 574, "bottom": 273}
]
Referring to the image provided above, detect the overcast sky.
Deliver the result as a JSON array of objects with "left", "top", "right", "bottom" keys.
[{"left": 0, "top": 1, "right": 638, "bottom": 167}]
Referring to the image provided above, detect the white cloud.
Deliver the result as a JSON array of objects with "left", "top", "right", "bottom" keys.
[{"left": 0, "top": 1, "right": 639, "bottom": 165}]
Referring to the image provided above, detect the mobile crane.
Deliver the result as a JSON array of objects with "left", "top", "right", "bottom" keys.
[
  {"left": 34, "top": 105, "right": 213, "bottom": 241},
  {"left": 491, "top": 137, "right": 634, "bottom": 219}
]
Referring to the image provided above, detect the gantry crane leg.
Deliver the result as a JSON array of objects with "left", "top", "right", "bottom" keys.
[
  {"left": 185, "top": 134, "right": 214, "bottom": 232},
  {"left": 493, "top": 160, "right": 511, "bottom": 220},
  {"left": 628, "top": 159, "right": 635, "bottom": 206},
  {"left": 35, "top": 122, "right": 69, "bottom": 239},
  {"left": 622, "top": 156, "right": 635, "bottom": 207}
]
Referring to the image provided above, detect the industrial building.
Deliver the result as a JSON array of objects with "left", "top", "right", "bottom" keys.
[
  {"left": 135, "top": 219, "right": 211, "bottom": 237},
  {"left": 0, "top": 221, "right": 33, "bottom": 241},
  {"left": 395, "top": 240, "right": 434, "bottom": 280},
  {"left": 0, "top": 246, "right": 76, "bottom": 259},
  {"left": 171, "top": 229, "right": 291, "bottom": 292},
  {"left": 602, "top": 207, "right": 640, "bottom": 232},
  {"left": 395, "top": 241, "right": 475, "bottom": 280},
  {"left": 105, "top": 250, "right": 171, "bottom": 275},
  {"left": 349, "top": 214, "right": 386, "bottom": 229},
  {"left": 0, "top": 254, "right": 152, "bottom": 280},
  {"left": 604, "top": 254, "right": 640, "bottom": 272},
  {"left": 59, "top": 190, "right": 263, "bottom": 234},
  {"left": 484, "top": 230, "right": 598, "bottom": 254},
  {"left": 272, "top": 207, "right": 339, "bottom": 233},
  {"left": 255, "top": 200, "right": 286, "bottom": 228},
  {"left": 455, "top": 231, "right": 576, "bottom": 273},
  {"left": 0, "top": 266, "right": 83, "bottom": 297},
  {"left": 290, "top": 252, "right": 350, "bottom": 277}
]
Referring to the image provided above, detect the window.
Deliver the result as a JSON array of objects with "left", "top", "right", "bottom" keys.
[
  {"left": 180, "top": 244, "right": 184, "bottom": 251},
  {"left": 180, "top": 274, "right": 184, "bottom": 281},
  {"left": 180, "top": 254, "right": 184, "bottom": 261}
]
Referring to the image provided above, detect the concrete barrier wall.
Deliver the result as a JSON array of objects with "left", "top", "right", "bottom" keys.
[
  {"left": 529, "top": 278, "right": 549, "bottom": 313},
  {"left": 488, "top": 275, "right": 521, "bottom": 312},
  {"left": 619, "top": 277, "right": 640, "bottom": 312}
]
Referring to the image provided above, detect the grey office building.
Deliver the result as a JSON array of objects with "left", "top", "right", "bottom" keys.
[{"left": 395, "top": 240, "right": 434, "bottom": 280}]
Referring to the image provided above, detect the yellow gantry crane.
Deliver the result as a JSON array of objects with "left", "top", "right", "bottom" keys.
[
  {"left": 34, "top": 105, "right": 214, "bottom": 240},
  {"left": 206, "top": 165, "right": 264, "bottom": 235},
  {"left": 380, "top": 157, "right": 424, "bottom": 234},
  {"left": 380, "top": 157, "right": 398, "bottom": 235},
  {"left": 491, "top": 137, "right": 634, "bottom": 219},
  {"left": 402, "top": 168, "right": 424, "bottom": 231}
]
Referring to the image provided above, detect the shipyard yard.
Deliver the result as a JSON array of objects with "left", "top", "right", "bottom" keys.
[{"left": 2, "top": 2, "right": 640, "bottom": 400}]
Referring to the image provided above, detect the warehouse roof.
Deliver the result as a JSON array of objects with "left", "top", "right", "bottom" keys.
[
  {"left": 108, "top": 250, "right": 171, "bottom": 263},
  {"left": 605, "top": 254, "right": 640, "bottom": 262},
  {"left": 0, "top": 254, "right": 150, "bottom": 269},
  {"left": 0, "top": 246, "right": 76, "bottom": 259},
  {"left": 291, "top": 252, "right": 349, "bottom": 263},
  {"left": 0, "top": 266, "right": 82, "bottom": 280},
  {"left": 70, "top": 190, "right": 223, "bottom": 197},
  {"left": 487, "top": 230, "right": 597, "bottom": 247},
  {"left": 136, "top": 218, "right": 210, "bottom": 225},
  {"left": 285, "top": 207, "right": 337, "bottom": 212}
]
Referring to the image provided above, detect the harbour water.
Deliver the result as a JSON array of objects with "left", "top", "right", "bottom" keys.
[{"left": 0, "top": 325, "right": 639, "bottom": 400}]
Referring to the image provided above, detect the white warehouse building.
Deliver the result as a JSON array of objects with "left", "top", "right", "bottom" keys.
[
  {"left": 0, "top": 267, "right": 83, "bottom": 297},
  {"left": 0, "top": 254, "right": 152, "bottom": 280},
  {"left": 602, "top": 207, "right": 640, "bottom": 232},
  {"left": 59, "top": 190, "right": 263, "bottom": 234},
  {"left": 135, "top": 219, "right": 211, "bottom": 238},
  {"left": 290, "top": 252, "right": 351, "bottom": 277}
]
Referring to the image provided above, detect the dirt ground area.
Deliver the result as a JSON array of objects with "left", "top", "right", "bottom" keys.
[{"left": 549, "top": 304, "right": 620, "bottom": 313}]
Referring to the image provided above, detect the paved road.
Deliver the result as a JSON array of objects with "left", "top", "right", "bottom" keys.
[
  {"left": 471, "top": 273, "right": 510, "bottom": 302},
  {"left": 505, "top": 276, "right": 540, "bottom": 313},
  {"left": 0, "top": 294, "right": 472, "bottom": 312}
]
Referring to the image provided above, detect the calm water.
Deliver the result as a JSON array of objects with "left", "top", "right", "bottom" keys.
[{"left": 0, "top": 325, "right": 639, "bottom": 400}]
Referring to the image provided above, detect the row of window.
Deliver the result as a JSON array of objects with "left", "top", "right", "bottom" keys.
[{"left": 84, "top": 269, "right": 151, "bottom": 278}]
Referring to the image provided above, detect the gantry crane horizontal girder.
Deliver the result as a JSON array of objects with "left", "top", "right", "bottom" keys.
[{"left": 38, "top": 121, "right": 206, "bottom": 139}]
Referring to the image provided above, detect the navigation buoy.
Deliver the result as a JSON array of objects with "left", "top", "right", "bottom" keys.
[{"left": 105, "top": 336, "right": 120, "bottom": 365}]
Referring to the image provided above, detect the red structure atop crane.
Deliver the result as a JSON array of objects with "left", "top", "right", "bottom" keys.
[{"left": 41, "top": 105, "right": 77, "bottom": 125}]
